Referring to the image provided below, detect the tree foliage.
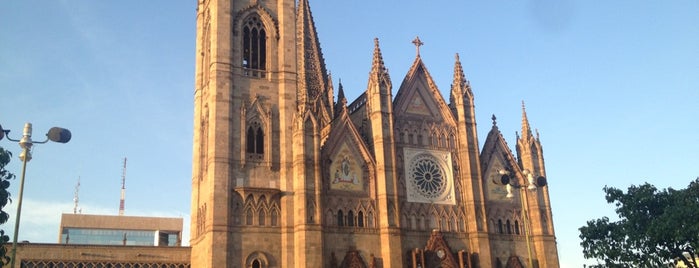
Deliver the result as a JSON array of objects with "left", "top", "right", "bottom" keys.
[
  {"left": 580, "top": 178, "right": 699, "bottom": 268},
  {"left": 0, "top": 147, "right": 13, "bottom": 265}
]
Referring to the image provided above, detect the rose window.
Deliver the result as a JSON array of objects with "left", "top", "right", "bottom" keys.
[{"left": 409, "top": 154, "right": 447, "bottom": 199}]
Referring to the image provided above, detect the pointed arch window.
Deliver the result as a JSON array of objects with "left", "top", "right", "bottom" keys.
[
  {"left": 337, "top": 210, "right": 344, "bottom": 226},
  {"left": 246, "top": 120, "right": 264, "bottom": 159},
  {"left": 514, "top": 220, "right": 521, "bottom": 235},
  {"left": 347, "top": 210, "right": 355, "bottom": 227},
  {"left": 506, "top": 220, "right": 512, "bottom": 234},
  {"left": 358, "top": 211, "right": 365, "bottom": 227},
  {"left": 246, "top": 209, "right": 254, "bottom": 226},
  {"left": 258, "top": 208, "right": 266, "bottom": 226},
  {"left": 271, "top": 209, "right": 278, "bottom": 227},
  {"left": 242, "top": 15, "right": 266, "bottom": 78},
  {"left": 497, "top": 219, "right": 504, "bottom": 234}
]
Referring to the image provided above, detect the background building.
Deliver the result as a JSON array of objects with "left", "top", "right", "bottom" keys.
[
  {"left": 190, "top": 0, "right": 559, "bottom": 267},
  {"left": 13, "top": 214, "right": 188, "bottom": 267},
  {"left": 59, "top": 214, "right": 183, "bottom": 247}
]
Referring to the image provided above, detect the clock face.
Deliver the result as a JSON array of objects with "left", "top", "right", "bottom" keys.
[
  {"left": 409, "top": 154, "right": 447, "bottom": 199},
  {"left": 436, "top": 249, "right": 445, "bottom": 259},
  {"left": 403, "top": 148, "right": 455, "bottom": 205}
]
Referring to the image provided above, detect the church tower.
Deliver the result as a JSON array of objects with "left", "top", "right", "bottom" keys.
[
  {"left": 516, "top": 103, "right": 560, "bottom": 267},
  {"left": 191, "top": 0, "right": 331, "bottom": 267}
]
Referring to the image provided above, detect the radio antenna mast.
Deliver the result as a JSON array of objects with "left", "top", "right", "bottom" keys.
[
  {"left": 73, "top": 176, "right": 80, "bottom": 214},
  {"left": 119, "top": 157, "right": 127, "bottom": 216}
]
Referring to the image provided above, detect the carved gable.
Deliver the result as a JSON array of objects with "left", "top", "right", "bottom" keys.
[
  {"left": 340, "top": 250, "right": 367, "bottom": 268},
  {"left": 394, "top": 57, "right": 456, "bottom": 126},
  {"left": 423, "top": 230, "right": 459, "bottom": 268},
  {"left": 322, "top": 111, "right": 375, "bottom": 195},
  {"left": 480, "top": 120, "right": 521, "bottom": 202}
]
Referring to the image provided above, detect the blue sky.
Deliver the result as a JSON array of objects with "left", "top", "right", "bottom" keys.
[{"left": 1, "top": 1, "right": 698, "bottom": 267}]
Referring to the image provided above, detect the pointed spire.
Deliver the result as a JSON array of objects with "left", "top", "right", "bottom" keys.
[
  {"left": 451, "top": 53, "right": 471, "bottom": 93},
  {"left": 453, "top": 53, "right": 465, "bottom": 84},
  {"left": 449, "top": 53, "right": 475, "bottom": 110},
  {"left": 297, "top": 0, "right": 330, "bottom": 110},
  {"left": 334, "top": 80, "right": 347, "bottom": 118},
  {"left": 337, "top": 79, "right": 346, "bottom": 103},
  {"left": 521, "top": 101, "right": 533, "bottom": 140},
  {"left": 327, "top": 71, "right": 335, "bottom": 116},
  {"left": 371, "top": 38, "right": 387, "bottom": 75},
  {"left": 369, "top": 38, "right": 391, "bottom": 89}
]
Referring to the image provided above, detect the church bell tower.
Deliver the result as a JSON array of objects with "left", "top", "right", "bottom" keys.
[{"left": 191, "top": 0, "right": 332, "bottom": 267}]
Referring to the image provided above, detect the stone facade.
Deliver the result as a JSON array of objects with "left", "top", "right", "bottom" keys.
[{"left": 190, "top": 0, "right": 560, "bottom": 268}]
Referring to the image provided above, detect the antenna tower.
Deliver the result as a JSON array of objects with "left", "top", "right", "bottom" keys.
[
  {"left": 73, "top": 176, "right": 80, "bottom": 214},
  {"left": 119, "top": 157, "right": 127, "bottom": 216}
]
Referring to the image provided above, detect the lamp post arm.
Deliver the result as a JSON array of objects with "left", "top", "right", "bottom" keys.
[
  {"left": 2, "top": 130, "right": 19, "bottom": 143},
  {"left": 3, "top": 129, "right": 51, "bottom": 144}
]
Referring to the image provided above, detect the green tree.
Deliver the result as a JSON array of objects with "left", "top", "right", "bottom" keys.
[
  {"left": 0, "top": 147, "right": 13, "bottom": 265},
  {"left": 580, "top": 178, "right": 699, "bottom": 268}
]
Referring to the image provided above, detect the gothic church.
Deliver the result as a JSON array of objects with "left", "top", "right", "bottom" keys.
[{"left": 191, "top": 0, "right": 560, "bottom": 267}]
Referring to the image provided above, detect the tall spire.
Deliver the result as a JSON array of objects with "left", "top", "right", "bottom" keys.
[
  {"left": 521, "top": 101, "right": 533, "bottom": 140},
  {"left": 297, "top": 0, "right": 330, "bottom": 113}
]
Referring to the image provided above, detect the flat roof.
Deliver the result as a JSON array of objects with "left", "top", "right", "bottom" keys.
[{"left": 60, "top": 213, "right": 183, "bottom": 232}]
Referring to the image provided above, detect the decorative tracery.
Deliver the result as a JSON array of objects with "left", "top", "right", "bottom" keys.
[
  {"left": 246, "top": 120, "right": 264, "bottom": 160},
  {"left": 409, "top": 154, "right": 447, "bottom": 199},
  {"left": 242, "top": 14, "right": 267, "bottom": 77}
]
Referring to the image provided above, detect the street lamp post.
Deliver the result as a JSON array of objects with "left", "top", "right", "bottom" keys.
[
  {"left": 498, "top": 169, "right": 547, "bottom": 268},
  {"left": 0, "top": 123, "right": 71, "bottom": 268}
]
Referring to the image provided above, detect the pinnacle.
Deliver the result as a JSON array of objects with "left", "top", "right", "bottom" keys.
[{"left": 521, "top": 101, "right": 533, "bottom": 140}]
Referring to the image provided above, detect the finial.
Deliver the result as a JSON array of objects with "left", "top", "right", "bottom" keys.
[
  {"left": 412, "top": 36, "right": 424, "bottom": 56},
  {"left": 491, "top": 114, "right": 497, "bottom": 125},
  {"left": 455, "top": 53, "right": 460, "bottom": 62}
]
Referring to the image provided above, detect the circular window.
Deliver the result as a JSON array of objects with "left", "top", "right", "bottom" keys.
[{"left": 409, "top": 154, "right": 447, "bottom": 199}]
